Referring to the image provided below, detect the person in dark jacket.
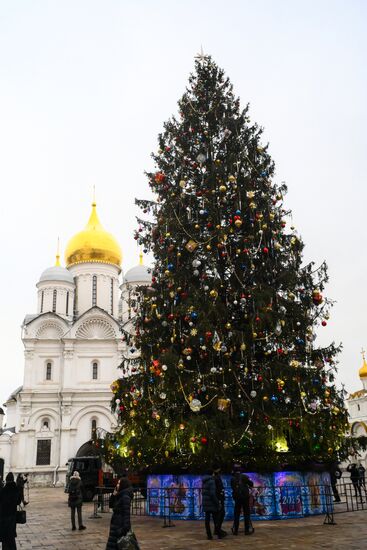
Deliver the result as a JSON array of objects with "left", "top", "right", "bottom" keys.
[
  {"left": 347, "top": 463, "right": 362, "bottom": 500},
  {"left": 358, "top": 463, "right": 366, "bottom": 488},
  {"left": 0, "top": 472, "right": 21, "bottom": 550},
  {"left": 213, "top": 468, "right": 226, "bottom": 537},
  {"left": 230, "top": 467, "right": 254, "bottom": 536},
  {"left": 106, "top": 477, "right": 134, "bottom": 550},
  {"left": 202, "top": 473, "right": 224, "bottom": 540},
  {"left": 68, "top": 471, "right": 86, "bottom": 531},
  {"left": 16, "top": 474, "right": 28, "bottom": 506},
  {"left": 329, "top": 463, "right": 342, "bottom": 503}
]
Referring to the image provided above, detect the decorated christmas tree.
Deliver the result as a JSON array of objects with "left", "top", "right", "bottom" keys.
[{"left": 107, "top": 55, "right": 348, "bottom": 472}]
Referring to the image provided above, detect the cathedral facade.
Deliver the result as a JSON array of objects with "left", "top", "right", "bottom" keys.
[
  {"left": 0, "top": 201, "right": 150, "bottom": 485},
  {"left": 346, "top": 353, "right": 367, "bottom": 467}
]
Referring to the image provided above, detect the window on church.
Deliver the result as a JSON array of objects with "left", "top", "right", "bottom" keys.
[
  {"left": 92, "top": 362, "right": 98, "bottom": 380},
  {"left": 111, "top": 278, "right": 114, "bottom": 315},
  {"left": 91, "top": 419, "right": 97, "bottom": 438},
  {"left": 92, "top": 275, "right": 97, "bottom": 307},
  {"left": 36, "top": 439, "right": 51, "bottom": 465},
  {"left": 41, "top": 291, "right": 44, "bottom": 313},
  {"left": 52, "top": 289, "right": 57, "bottom": 313},
  {"left": 46, "top": 362, "right": 52, "bottom": 381},
  {"left": 66, "top": 291, "right": 69, "bottom": 316},
  {"left": 358, "top": 404, "right": 361, "bottom": 411}
]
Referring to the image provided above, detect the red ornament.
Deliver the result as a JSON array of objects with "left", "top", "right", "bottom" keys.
[
  {"left": 201, "top": 437, "right": 208, "bottom": 445},
  {"left": 322, "top": 320, "right": 327, "bottom": 327},
  {"left": 154, "top": 172, "right": 165, "bottom": 184},
  {"left": 263, "top": 247, "right": 269, "bottom": 254}
]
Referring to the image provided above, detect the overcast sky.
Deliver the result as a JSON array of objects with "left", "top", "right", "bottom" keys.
[{"left": 0, "top": 0, "right": 366, "bottom": 409}]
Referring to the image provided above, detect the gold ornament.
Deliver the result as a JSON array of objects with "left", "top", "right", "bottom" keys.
[
  {"left": 240, "top": 343, "right": 247, "bottom": 351},
  {"left": 185, "top": 240, "right": 198, "bottom": 252},
  {"left": 209, "top": 289, "right": 218, "bottom": 298},
  {"left": 234, "top": 219, "right": 242, "bottom": 228},
  {"left": 179, "top": 180, "right": 186, "bottom": 188},
  {"left": 219, "top": 185, "right": 227, "bottom": 193},
  {"left": 217, "top": 398, "right": 231, "bottom": 412},
  {"left": 228, "top": 175, "right": 236, "bottom": 183}
]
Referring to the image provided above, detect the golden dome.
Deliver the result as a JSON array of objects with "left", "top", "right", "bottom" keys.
[
  {"left": 65, "top": 202, "right": 122, "bottom": 268},
  {"left": 359, "top": 351, "right": 367, "bottom": 378}
]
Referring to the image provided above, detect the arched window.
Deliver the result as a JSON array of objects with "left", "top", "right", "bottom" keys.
[
  {"left": 110, "top": 278, "right": 114, "bottom": 315},
  {"left": 92, "top": 362, "right": 98, "bottom": 380},
  {"left": 92, "top": 275, "right": 97, "bottom": 307},
  {"left": 91, "top": 418, "right": 97, "bottom": 438},
  {"left": 41, "top": 418, "right": 50, "bottom": 430},
  {"left": 40, "top": 290, "right": 44, "bottom": 313},
  {"left": 52, "top": 289, "right": 57, "bottom": 313},
  {"left": 46, "top": 362, "right": 52, "bottom": 381},
  {"left": 66, "top": 291, "right": 69, "bottom": 316}
]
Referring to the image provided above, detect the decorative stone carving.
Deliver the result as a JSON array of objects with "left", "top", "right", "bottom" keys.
[
  {"left": 76, "top": 318, "right": 116, "bottom": 339},
  {"left": 36, "top": 322, "right": 64, "bottom": 339},
  {"left": 63, "top": 350, "right": 74, "bottom": 359}
]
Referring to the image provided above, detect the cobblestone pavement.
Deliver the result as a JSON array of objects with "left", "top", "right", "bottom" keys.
[{"left": 14, "top": 487, "right": 366, "bottom": 550}]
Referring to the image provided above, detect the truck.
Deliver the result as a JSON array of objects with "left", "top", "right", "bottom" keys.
[{"left": 65, "top": 456, "right": 116, "bottom": 501}]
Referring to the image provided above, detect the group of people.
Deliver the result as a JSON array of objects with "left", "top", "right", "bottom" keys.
[
  {"left": 347, "top": 462, "right": 366, "bottom": 499},
  {"left": 0, "top": 472, "right": 28, "bottom": 550},
  {"left": 202, "top": 466, "right": 254, "bottom": 540},
  {"left": 67, "top": 470, "right": 136, "bottom": 549}
]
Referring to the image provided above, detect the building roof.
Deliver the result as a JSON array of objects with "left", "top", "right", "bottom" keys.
[
  {"left": 39, "top": 265, "right": 75, "bottom": 284},
  {"left": 65, "top": 201, "right": 122, "bottom": 268}
]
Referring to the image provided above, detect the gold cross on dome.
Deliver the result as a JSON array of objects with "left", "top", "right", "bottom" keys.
[{"left": 361, "top": 348, "right": 366, "bottom": 361}]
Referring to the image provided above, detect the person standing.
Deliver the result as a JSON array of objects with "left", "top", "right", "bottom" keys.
[
  {"left": 16, "top": 474, "right": 28, "bottom": 506},
  {"left": 213, "top": 468, "right": 226, "bottom": 537},
  {"left": 68, "top": 471, "right": 86, "bottom": 531},
  {"left": 0, "top": 472, "right": 21, "bottom": 550},
  {"left": 358, "top": 463, "right": 366, "bottom": 489},
  {"left": 329, "top": 463, "right": 342, "bottom": 503},
  {"left": 106, "top": 477, "right": 134, "bottom": 550},
  {"left": 202, "top": 472, "right": 223, "bottom": 540},
  {"left": 347, "top": 463, "right": 362, "bottom": 500},
  {"left": 231, "top": 467, "right": 254, "bottom": 536}
]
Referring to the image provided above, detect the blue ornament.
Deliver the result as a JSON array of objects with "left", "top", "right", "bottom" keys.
[
  {"left": 240, "top": 263, "right": 247, "bottom": 270},
  {"left": 149, "top": 377, "right": 154, "bottom": 383},
  {"left": 271, "top": 395, "right": 278, "bottom": 403},
  {"left": 239, "top": 411, "right": 245, "bottom": 418},
  {"left": 199, "top": 337, "right": 204, "bottom": 344},
  {"left": 295, "top": 338, "right": 305, "bottom": 345},
  {"left": 235, "top": 210, "right": 241, "bottom": 215},
  {"left": 191, "top": 312, "right": 198, "bottom": 320},
  {"left": 114, "top": 442, "right": 120, "bottom": 449},
  {"left": 261, "top": 170, "right": 267, "bottom": 177},
  {"left": 167, "top": 263, "right": 174, "bottom": 271}
]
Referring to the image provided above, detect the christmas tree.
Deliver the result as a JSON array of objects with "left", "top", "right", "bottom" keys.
[{"left": 108, "top": 55, "right": 348, "bottom": 472}]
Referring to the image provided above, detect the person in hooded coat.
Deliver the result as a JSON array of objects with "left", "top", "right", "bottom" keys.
[
  {"left": 67, "top": 471, "right": 86, "bottom": 531},
  {"left": 0, "top": 472, "right": 21, "bottom": 550},
  {"left": 202, "top": 473, "right": 224, "bottom": 540},
  {"left": 106, "top": 477, "right": 134, "bottom": 550}
]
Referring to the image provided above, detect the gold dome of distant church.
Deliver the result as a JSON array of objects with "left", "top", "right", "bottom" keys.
[{"left": 65, "top": 201, "right": 122, "bottom": 268}]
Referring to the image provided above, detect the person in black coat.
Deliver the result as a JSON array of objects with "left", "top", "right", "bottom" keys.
[
  {"left": 230, "top": 467, "right": 254, "bottom": 536},
  {"left": 329, "top": 463, "right": 342, "bottom": 503},
  {"left": 347, "top": 463, "right": 362, "bottom": 500},
  {"left": 213, "top": 468, "right": 226, "bottom": 537},
  {"left": 16, "top": 474, "right": 28, "bottom": 506},
  {"left": 202, "top": 473, "right": 224, "bottom": 540},
  {"left": 0, "top": 472, "right": 21, "bottom": 550},
  {"left": 67, "top": 471, "right": 86, "bottom": 531},
  {"left": 106, "top": 477, "right": 134, "bottom": 550}
]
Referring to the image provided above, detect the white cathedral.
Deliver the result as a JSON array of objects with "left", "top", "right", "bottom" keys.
[{"left": 0, "top": 201, "right": 150, "bottom": 485}]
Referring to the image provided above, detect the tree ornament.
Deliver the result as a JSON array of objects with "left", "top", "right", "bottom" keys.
[{"left": 190, "top": 399, "right": 202, "bottom": 412}]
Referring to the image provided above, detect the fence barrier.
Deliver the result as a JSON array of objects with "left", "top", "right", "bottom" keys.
[{"left": 90, "top": 481, "right": 366, "bottom": 525}]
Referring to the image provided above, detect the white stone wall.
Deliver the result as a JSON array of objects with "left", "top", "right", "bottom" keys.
[
  {"left": 69, "top": 263, "right": 120, "bottom": 318},
  {"left": 36, "top": 282, "right": 75, "bottom": 318}
]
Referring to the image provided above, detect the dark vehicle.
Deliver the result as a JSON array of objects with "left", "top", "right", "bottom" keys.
[{"left": 65, "top": 456, "right": 115, "bottom": 501}]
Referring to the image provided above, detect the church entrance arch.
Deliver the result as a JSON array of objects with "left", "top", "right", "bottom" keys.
[
  {"left": 0, "top": 458, "right": 4, "bottom": 481},
  {"left": 76, "top": 441, "right": 99, "bottom": 457}
]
